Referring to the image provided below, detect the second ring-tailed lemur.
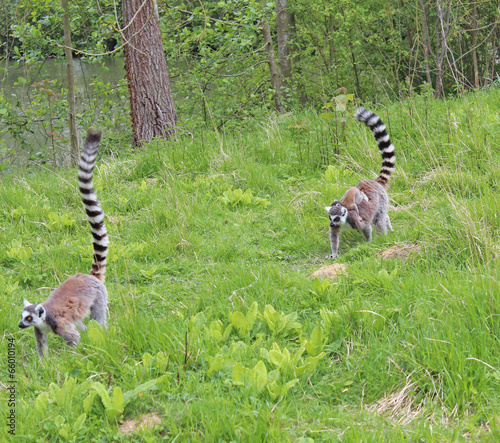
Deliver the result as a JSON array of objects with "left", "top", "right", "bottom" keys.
[
  {"left": 19, "top": 130, "right": 109, "bottom": 357},
  {"left": 325, "top": 108, "right": 395, "bottom": 258}
]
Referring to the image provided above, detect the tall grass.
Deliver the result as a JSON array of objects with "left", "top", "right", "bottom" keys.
[{"left": 1, "top": 87, "right": 499, "bottom": 441}]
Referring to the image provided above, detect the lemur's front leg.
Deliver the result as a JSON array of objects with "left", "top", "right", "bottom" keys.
[
  {"left": 327, "top": 227, "right": 341, "bottom": 258},
  {"left": 34, "top": 327, "right": 48, "bottom": 358}
]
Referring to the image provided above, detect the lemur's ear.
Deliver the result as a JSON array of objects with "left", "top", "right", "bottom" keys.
[
  {"left": 23, "top": 299, "right": 31, "bottom": 308},
  {"left": 35, "top": 304, "right": 45, "bottom": 318},
  {"left": 325, "top": 206, "right": 331, "bottom": 212}
]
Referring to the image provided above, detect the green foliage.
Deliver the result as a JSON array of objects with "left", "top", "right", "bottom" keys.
[{"left": 219, "top": 188, "right": 269, "bottom": 207}]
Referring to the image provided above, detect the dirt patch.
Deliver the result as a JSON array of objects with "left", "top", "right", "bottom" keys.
[
  {"left": 119, "top": 413, "right": 162, "bottom": 435},
  {"left": 310, "top": 263, "right": 347, "bottom": 279},
  {"left": 378, "top": 243, "right": 421, "bottom": 261}
]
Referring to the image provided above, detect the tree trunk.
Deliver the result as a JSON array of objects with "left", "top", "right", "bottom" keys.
[
  {"left": 471, "top": 1, "right": 480, "bottom": 89},
  {"left": 349, "top": 41, "right": 361, "bottom": 99},
  {"left": 490, "top": 29, "right": 498, "bottom": 86},
  {"left": 291, "top": 12, "right": 307, "bottom": 104},
  {"left": 61, "top": 0, "right": 79, "bottom": 165},
  {"left": 276, "top": 0, "right": 292, "bottom": 106},
  {"left": 418, "top": 0, "right": 433, "bottom": 85},
  {"left": 122, "top": 0, "right": 177, "bottom": 146},
  {"left": 434, "top": 0, "right": 451, "bottom": 97},
  {"left": 262, "top": 20, "right": 284, "bottom": 113}
]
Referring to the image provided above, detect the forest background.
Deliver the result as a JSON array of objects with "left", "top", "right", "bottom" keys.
[
  {"left": 1, "top": 0, "right": 500, "bottom": 441},
  {"left": 1, "top": 0, "right": 499, "bottom": 163}
]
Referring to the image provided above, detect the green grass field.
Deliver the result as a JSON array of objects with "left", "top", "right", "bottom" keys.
[{"left": 1, "top": 88, "right": 500, "bottom": 441}]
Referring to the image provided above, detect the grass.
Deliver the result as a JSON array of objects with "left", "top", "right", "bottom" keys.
[{"left": 1, "top": 87, "right": 500, "bottom": 441}]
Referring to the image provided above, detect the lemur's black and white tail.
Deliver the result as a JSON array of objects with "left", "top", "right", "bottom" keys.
[
  {"left": 78, "top": 130, "right": 108, "bottom": 282},
  {"left": 354, "top": 108, "right": 395, "bottom": 188}
]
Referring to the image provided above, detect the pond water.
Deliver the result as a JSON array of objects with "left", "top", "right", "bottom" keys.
[
  {"left": 0, "top": 57, "right": 128, "bottom": 168},
  {"left": 1, "top": 56, "right": 126, "bottom": 101}
]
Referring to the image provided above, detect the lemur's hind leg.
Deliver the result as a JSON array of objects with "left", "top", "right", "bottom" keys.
[
  {"left": 386, "top": 214, "right": 393, "bottom": 232},
  {"left": 362, "top": 225, "right": 373, "bottom": 241},
  {"left": 90, "top": 292, "right": 108, "bottom": 328},
  {"left": 373, "top": 214, "right": 387, "bottom": 234}
]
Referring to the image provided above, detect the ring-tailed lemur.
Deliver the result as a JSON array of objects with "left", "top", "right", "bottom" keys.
[
  {"left": 19, "top": 130, "right": 109, "bottom": 357},
  {"left": 325, "top": 108, "right": 395, "bottom": 258}
]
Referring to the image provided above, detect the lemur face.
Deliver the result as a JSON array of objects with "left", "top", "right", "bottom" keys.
[
  {"left": 325, "top": 202, "right": 348, "bottom": 228},
  {"left": 19, "top": 301, "right": 45, "bottom": 329}
]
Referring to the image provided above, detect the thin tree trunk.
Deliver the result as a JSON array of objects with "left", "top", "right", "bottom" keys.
[
  {"left": 122, "top": 0, "right": 177, "bottom": 146},
  {"left": 434, "top": 0, "right": 450, "bottom": 97},
  {"left": 262, "top": 20, "right": 284, "bottom": 113},
  {"left": 419, "top": 0, "right": 433, "bottom": 85},
  {"left": 61, "top": 0, "right": 79, "bottom": 165},
  {"left": 491, "top": 30, "right": 498, "bottom": 85},
  {"left": 290, "top": 13, "right": 307, "bottom": 104},
  {"left": 276, "top": 0, "right": 292, "bottom": 106},
  {"left": 471, "top": 1, "right": 480, "bottom": 89},
  {"left": 349, "top": 41, "right": 361, "bottom": 99}
]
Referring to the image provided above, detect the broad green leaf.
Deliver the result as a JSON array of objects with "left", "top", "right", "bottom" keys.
[
  {"left": 240, "top": 189, "right": 252, "bottom": 204},
  {"left": 269, "top": 349, "right": 286, "bottom": 367},
  {"left": 209, "top": 319, "right": 223, "bottom": 336},
  {"left": 111, "top": 387, "right": 124, "bottom": 413},
  {"left": 58, "top": 426, "right": 70, "bottom": 441},
  {"left": 305, "top": 326, "right": 324, "bottom": 357},
  {"left": 251, "top": 360, "right": 268, "bottom": 392},
  {"left": 88, "top": 326, "right": 106, "bottom": 346},
  {"left": 231, "top": 363, "right": 248, "bottom": 385},
  {"left": 245, "top": 302, "right": 258, "bottom": 331},
  {"left": 34, "top": 392, "right": 49, "bottom": 413},
  {"left": 72, "top": 413, "right": 87, "bottom": 433},
  {"left": 92, "top": 382, "right": 112, "bottom": 410},
  {"left": 208, "top": 354, "right": 235, "bottom": 375},
  {"left": 229, "top": 311, "right": 248, "bottom": 335},
  {"left": 123, "top": 379, "right": 157, "bottom": 405},
  {"left": 83, "top": 391, "right": 98, "bottom": 413}
]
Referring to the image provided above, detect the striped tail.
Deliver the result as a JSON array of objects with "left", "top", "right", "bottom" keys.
[
  {"left": 354, "top": 108, "right": 396, "bottom": 188},
  {"left": 78, "top": 130, "right": 109, "bottom": 282}
]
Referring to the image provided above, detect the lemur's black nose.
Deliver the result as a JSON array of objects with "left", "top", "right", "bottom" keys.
[{"left": 19, "top": 322, "right": 27, "bottom": 329}]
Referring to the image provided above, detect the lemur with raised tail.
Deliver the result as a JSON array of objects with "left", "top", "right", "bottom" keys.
[
  {"left": 325, "top": 108, "right": 395, "bottom": 258},
  {"left": 19, "top": 130, "right": 109, "bottom": 357}
]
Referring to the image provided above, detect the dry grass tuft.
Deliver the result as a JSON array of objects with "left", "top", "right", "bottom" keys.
[{"left": 368, "top": 382, "right": 425, "bottom": 425}]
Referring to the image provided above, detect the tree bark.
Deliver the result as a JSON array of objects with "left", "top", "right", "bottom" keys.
[
  {"left": 418, "top": 0, "right": 433, "bottom": 85},
  {"left": 122, "top": 0, "right": 177, "bottom": 146},
  {"left": 61, "top": 0, "right": 79, "bottom": 165},
  {"left": 434, "top": 0, "right": 451, "bottom": 97},
  {"left": 262, "top": 20, "right": 284, "bottom": 113},
  {"left": 490, "top": 28, "right": 498, "bottom": 86},
  {"left": 276, "top": 0, "right": 292, "bottom": 106},
  {"left": 471, "top": 1, "right": 480, "bottom": 89},
  {"left": 349, "top": 41, "right": 361, "bottom": 99}
]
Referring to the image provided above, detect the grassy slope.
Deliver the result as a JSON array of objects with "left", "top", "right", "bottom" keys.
[{"left": 1, "top": 88, "right": 500, "bottom": 441}]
